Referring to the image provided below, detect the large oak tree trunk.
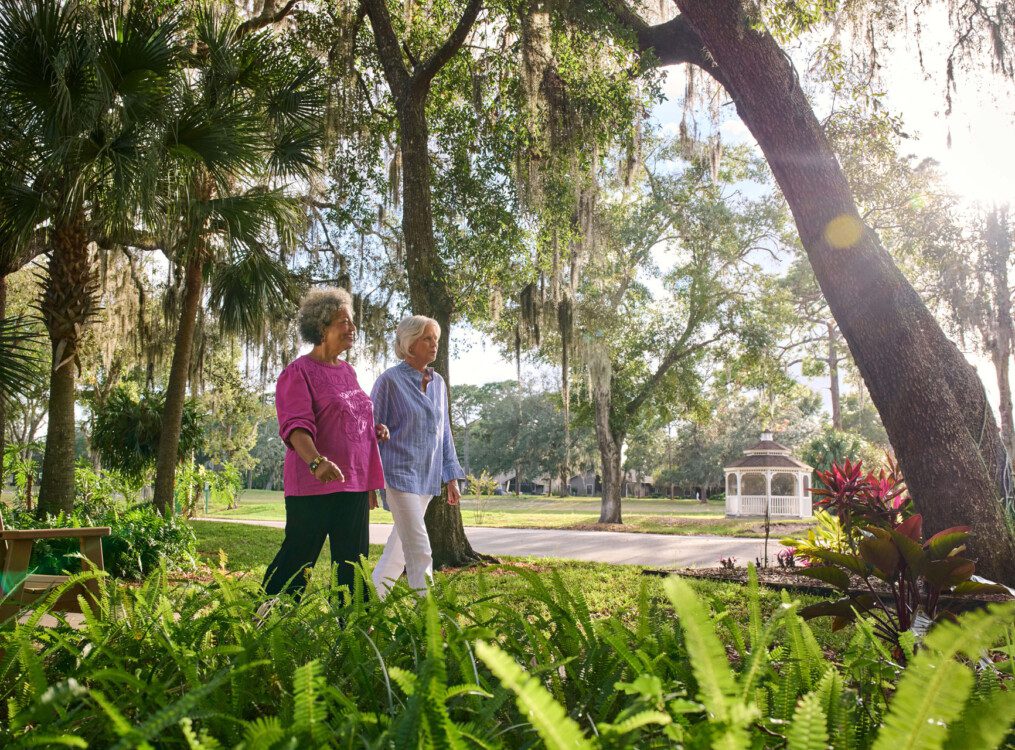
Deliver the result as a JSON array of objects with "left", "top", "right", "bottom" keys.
[
  {"left": 152, "top": 254, "right": 204, "bottom": 516},
  {"left": 397, "top": 100, "right": 486, "bottom": 567},
  {"left": 37, "top": 218, "right": 96, "bottom": 518},
  {"left": 592, "top": 386, "right": 624, "bottom": 524},
  {"left": 676, "top": 0, "right": 1015, "bottom": 582}
]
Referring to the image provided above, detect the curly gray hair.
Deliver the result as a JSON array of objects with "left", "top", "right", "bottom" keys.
[
  {"left": 298, "top": 287, "right": 353, "bottom": 345},
  {"left": 394, "top": 315, "right": 441, "bottom": 359}
]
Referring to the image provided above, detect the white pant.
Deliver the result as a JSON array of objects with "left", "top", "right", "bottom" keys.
[{"left": 372, "top": 489, "right": 434, "bottom": 598}]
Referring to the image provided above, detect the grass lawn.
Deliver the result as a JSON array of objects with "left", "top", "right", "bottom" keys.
[
  {"left": 204, "top": 489, "right": 815, "bottom": 537},
  {"left": 191, "top": 519, "right": 848, "bottom": 652}
]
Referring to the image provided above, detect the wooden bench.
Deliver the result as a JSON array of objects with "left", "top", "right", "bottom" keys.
[{"left": 0, "top": 508, "right": 110, "bottom": 620}]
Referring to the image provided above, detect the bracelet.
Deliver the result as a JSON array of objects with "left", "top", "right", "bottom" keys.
[{"left": 308, "top": 455, "right": 326, "bottom": 473}]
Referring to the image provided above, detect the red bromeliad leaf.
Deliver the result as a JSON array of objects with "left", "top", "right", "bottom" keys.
[
  {"left": 858, "top": 531, "right": 900, "bottom": 579},
  {"left": 922, "top": 557, "right": 975, "bottom": 588},
  {"left": 950, "top": 580, "right": 1010, "bottom": 596},
  {"left": 895, "top": 514, "right": 923, "bottom": 541},
  {"left": 924, "top": 526, "right": 971, "bottom": 558},
  {"left": 889, "top": 527, "right": 926, "bottom": 575}
]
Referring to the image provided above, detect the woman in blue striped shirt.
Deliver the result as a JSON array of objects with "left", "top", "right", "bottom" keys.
[{"left": 370, "top": 315, "right": 466, "bottom": 597}]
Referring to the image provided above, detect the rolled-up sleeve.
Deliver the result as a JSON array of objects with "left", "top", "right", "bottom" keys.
[
  {"left": 440, "top": 384, "right": 465, "bottom": 482},
  {"left": 277, "top": 367, "right": 316, "bottom": 448}
]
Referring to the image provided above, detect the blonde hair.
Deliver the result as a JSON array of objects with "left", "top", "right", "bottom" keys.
[{"left": 395, "top": 315, "right": 441, "bottom": 359}]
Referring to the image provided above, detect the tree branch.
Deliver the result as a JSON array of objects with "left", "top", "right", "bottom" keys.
[
  {"left": 596, "top": 0, "right": 729, "bottom": 88},
  {"left": 359, "top": 0, "right": 411, "bottom": 96},
  {"left": 413, "top": 0, "right": 484, "bottom": 90},
  {"left": 237, "top": 0, "right": 300, "bottom": 37}
]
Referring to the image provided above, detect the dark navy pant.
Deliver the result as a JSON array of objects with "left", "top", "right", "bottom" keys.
[{"left": 262, "top": 491, "right": 370, "bottom": 598}]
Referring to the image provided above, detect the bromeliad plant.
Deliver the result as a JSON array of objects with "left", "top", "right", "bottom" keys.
[{"left": 794, "top": 458, "right": 1008, "bottom": 656}]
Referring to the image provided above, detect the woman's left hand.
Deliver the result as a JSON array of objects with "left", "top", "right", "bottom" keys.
[
  {"left": 446, "top": 479, "right": 461, "bottom": 506},
  {"left": 375, "top": 423, "right": 390, "bottom": 442},
  {"left": 369, "top": 490, "right": 379, "bottom": 510}
]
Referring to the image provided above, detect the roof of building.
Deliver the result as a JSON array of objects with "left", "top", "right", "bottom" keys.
[{"left": 725, "top": 454, "right": 811, "bottom": 470}]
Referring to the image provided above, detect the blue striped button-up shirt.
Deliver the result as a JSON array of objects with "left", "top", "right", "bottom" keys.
[{"left": 370, "top": 361, "right": 465, "bottom": 497}]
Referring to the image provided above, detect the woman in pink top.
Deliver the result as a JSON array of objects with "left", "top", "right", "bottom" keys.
[{"left": 262, "top": 287, "right": 387, "bottom": 600}]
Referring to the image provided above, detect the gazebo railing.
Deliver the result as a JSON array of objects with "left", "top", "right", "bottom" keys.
[{"left": 736, "top": 494, "right": 800, "bottom": 516}]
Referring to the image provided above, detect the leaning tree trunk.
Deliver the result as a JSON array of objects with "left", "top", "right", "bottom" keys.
[
  {"left": 37, "top": 218, "right": 97, "bottom": 518},
  {"left": 152, "top": 253, "right": 204, "bottom": 516},
  {"left": 677, "top": 0, "right": 1015, "bottom": 583}
]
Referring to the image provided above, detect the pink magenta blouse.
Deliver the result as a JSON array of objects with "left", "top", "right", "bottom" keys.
[{"left": 276, "top": 355, "right": 385, "bottom": 496}]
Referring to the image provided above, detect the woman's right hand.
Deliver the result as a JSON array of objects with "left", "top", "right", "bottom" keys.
[{"left": 313, "top": 458, "right": 345, "bottom": 484}]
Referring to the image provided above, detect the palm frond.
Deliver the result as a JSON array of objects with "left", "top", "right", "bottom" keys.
[
  {"left": 0, "top": 315, "right": 45, "bottom": 403},
  {"left": 209, "top": 247, "right": 300, "bottom": 337}
]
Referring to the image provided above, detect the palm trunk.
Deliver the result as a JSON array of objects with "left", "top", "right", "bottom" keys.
[
  {"left": 37, "top": 217, "right": 95, "bottom": 518},
  {"left": 0, "top": 276, "right": 7, "bottom": 475},
  {"left": 677, "top": 0, "right": 1015, "bottom": 582},
  {"left": 153, "top": 254, "right": 204, "bottom": 516}
]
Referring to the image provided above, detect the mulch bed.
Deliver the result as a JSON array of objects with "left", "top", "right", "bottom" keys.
[{"left": 647, "top": 566, "right": 1015, "bottom": 609}]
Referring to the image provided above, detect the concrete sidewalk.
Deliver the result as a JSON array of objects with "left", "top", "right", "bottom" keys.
[{"left": 194, "top": 518, "right": 781, "bottom": 569}]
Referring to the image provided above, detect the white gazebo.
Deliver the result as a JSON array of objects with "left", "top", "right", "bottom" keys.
[{"left": 724, "top": 431, "right": 813, "bottom": 518}]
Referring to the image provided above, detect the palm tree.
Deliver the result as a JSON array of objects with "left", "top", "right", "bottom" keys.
[
  {"left": 149, "top": 5, "right": 324, "bottom": 515},
  {"left": 0, "top": 0, "right": 182, "bottom": 516}
]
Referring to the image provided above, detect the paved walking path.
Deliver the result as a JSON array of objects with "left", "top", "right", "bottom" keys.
[{"left": 194, "top": 518, "right": 780, "bottom": 568}]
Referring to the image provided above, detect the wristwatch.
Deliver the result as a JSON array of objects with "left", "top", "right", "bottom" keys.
[{"left": 308, "top": 455, "right": 326, "bottom": 473}]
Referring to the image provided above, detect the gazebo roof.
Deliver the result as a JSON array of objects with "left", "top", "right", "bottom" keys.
[
  {"left": 725, "top": 453, "right": 811, "bottom": 470},
  {"left": 724, "top": 431, "right": 812, "bottom": 471}
]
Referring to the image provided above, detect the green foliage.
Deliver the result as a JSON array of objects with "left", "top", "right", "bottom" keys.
[
  {"left": 4, "top": 504, "right": 196, "bottom": 580},
  {"left": 92, "top": 386, "right": 205, "bottom": 481},
  {"left": 801, "top": 427, "right": 883, "bottom": 476},
  {"left": 465, "top": 470, "right": 499, "bottom": 496},
  {"left": 0, "top": 316, "right": 44, "bottom": 405},
  {"left": 1, "top": 558, "right": 1011, "bottom": 747}
]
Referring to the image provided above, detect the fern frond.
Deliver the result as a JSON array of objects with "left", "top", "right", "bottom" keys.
[
  {"left": 388, "top": 666, "right": 418, "bottom": 697},
  {"left": 663, "top": 576, "right": 756, "bottom": 748},
  {"left": 292, "top": 659, "right": 327, "bottom": 743},
  {"left": 872, "top": 604, "right": 1015, "bottom": 750},
  {"left": 474, "top": 640, "right": 594, "bottom": 750},
  {"left": 242, "top": 716, "right": 286, "bottom": 749},
  {"left": 598, "top": 709, "right": 672, "bottom": 735},
  {"left": 787, "top": 691, "right": 829, "bottom": 750}
]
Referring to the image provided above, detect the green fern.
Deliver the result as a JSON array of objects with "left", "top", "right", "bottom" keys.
[
  {"left": 292, "top": 660, "right": 327, "bottom": 743},
  {"left": 787, "top": 691, "right": 829, "bottom": 750},
  {"left": 872, "top": 603, "right": 1015, "bottom": 750},
  {"left": 475, "top": 640, "right": 594, "bottom": 750},
  {"left": 663, "top": 577, "right": 757, "bottom": 749}
]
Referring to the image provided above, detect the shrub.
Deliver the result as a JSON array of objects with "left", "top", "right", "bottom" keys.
[
  {"left": 793, "top": 459, "right": 1008, "bottom": 657},
  {"left": 4, "top": 504, "right": 197, "bottom": 580},
  {"left": 466, "top": 470, "right": 499, "bottom": 496},
  {"left": 0, "top": 563, "right": 1011, "bottom": 747}
]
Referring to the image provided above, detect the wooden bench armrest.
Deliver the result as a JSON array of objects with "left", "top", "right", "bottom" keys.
[{"left": 0, "top": 527, "right": 111, "bottom": 540}]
